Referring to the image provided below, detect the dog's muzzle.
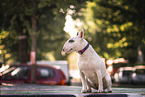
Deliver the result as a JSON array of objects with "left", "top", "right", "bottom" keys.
[{"left": 63, "top": 48, "right": 73, "bottom": 53}]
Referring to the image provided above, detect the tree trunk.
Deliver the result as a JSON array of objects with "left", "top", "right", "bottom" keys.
[
  {"left": 18, "top": 21, "right": 28, "bottom": 64},
  {"left": 30, "top": 0, "right": 37, "bottom": 84},
  {"left": 19, "top": 34, "right": 28, "bottom": 63}
]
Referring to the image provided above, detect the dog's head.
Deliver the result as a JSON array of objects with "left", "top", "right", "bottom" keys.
[{"left": 63, "top": 29, "right": 88, "bottom": 53}]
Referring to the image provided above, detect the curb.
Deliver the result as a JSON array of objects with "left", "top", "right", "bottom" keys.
[
  {"left": 1, "top": 84, "right": 144, "bottom": 97},
  {"left": 76, "top": 93, "right": 143, "bottom": 97},
  {"left": 1, "top": 93, "right": 143, "bottom": 97}
]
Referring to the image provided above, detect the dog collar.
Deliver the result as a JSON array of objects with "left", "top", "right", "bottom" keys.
[{"left": 78, "top": 43, "right": 89, "bottom": 55}]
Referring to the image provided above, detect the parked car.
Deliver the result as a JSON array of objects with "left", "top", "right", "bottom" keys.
[
  {"left": 132, "top": 65, "right": 145, "bottom": 84},
  {"left": 114, "top": 67, "right": 134, "bottom": 83},
  {"left": 0, "top": 63, "right": 66, "bottom": 85},
  {"left": 36, "top": 61, "right": 72, "bottom": 85}
]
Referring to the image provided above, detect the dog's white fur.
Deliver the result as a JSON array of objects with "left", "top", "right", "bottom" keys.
[{"left": 63, "top": 29, "right": 112, "bottom": 93}]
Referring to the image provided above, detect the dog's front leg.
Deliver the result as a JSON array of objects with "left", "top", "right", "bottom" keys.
[
  {"left": 96, "top": 70, "right": 103, "bottom": 92},
  {"left": 79, "top": 70, "right": 91, "bottom": 93}
]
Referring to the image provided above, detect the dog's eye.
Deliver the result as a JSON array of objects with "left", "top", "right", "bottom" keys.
[{"left": 69, "top": 39, "right": 74, "bottom": 43}]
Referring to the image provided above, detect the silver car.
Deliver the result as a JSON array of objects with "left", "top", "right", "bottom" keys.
[
  {"left": 114, "top": 67, "right": 134, "bottom": 83},
  {"left": 132, "top": 65, "right": 145, "bottom": 84}
]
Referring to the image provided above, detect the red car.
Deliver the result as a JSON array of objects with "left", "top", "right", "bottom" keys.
[{"left": 0, "top": 63, "right": 66, "bottom": 85}]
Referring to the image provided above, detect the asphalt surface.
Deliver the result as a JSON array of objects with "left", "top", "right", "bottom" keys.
[{"left": 0, "top": 84, "right": 145, "bottom": 97}]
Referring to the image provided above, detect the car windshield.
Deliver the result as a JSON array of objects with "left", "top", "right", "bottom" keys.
[
  {"left": 135, "top": 69, "right": 145, "bottom": 74},
  {"left": 2, "top": 66, "right": 30, "bottom": 80},
  {"left": 1, "top": 67, "right": 16, "bottom": 75},
  {"left": 123, "top": 70, "right": 133, "bottom": 76}
]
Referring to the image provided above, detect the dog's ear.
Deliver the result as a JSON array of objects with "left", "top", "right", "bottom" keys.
[{"left": 78, "top": 29, "right": 84, "bottom": 39}]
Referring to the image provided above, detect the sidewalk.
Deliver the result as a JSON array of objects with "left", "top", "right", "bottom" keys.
[{"left": 0, "top": 84, "right": 145, "bottom": 97}]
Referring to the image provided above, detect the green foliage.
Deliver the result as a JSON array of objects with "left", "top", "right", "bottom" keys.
[
  {"left": 0, "top": 0, "right": 89, "bottom": 63},
  {"left": 77, "top": 0, "right": 145, "bottom": 63}
]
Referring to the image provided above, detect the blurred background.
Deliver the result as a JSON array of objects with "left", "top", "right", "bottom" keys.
[{"left": 0, "top": 0, "right": 145, "bottom": 87}]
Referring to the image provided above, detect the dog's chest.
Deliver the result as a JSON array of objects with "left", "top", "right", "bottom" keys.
[{"left": 78, "top": 61, "right": 96, "bottom": 77}]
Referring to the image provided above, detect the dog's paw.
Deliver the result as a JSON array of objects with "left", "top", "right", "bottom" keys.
[
  {"left": 97, "top": 88, "right": 103, "bottom": 93},
  {"left": 81, "top": 88, "right": 92, "bottom": 93},
  {"left": 107, "top": 87, "right": 112, "bottom": 93}
]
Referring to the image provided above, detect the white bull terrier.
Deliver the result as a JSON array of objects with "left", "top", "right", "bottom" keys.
[{"left": 63, "top": 29, "right": 112, "bottom": 93}]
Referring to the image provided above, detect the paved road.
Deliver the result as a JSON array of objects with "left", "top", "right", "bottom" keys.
[{"left": 0, "top": 84, "right": 145, "bottom": 97}]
